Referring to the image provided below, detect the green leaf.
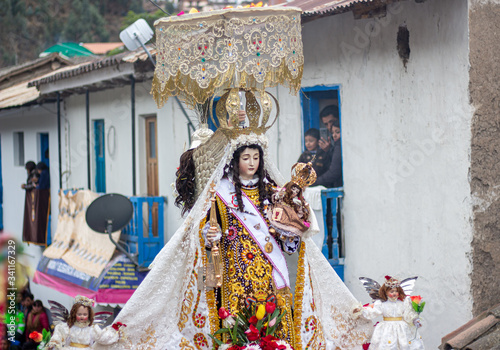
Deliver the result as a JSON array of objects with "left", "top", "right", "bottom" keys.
[
  {"left": 231, "top": 321, "right": 239, "bottom": 343},
  {"left": 213, "top": 328, "right": 231, "bottom": 336},
  {"left": 412, "top": 302, "right": 419, "bottom": 313},
  {"left": 208, "top": 334, "right": 223, "bottom": 346}
]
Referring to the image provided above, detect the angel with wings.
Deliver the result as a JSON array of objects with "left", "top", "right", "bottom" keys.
[
  {"left": 46, "top": 296, "right": 122, "bottom": 350},
  {"left": 355, "top": 276, "right": 425, "bottom": 350}
]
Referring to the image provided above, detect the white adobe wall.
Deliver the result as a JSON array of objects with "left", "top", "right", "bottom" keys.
[
  {"left": 0, "top": 104, "right": 60, "bottom": 283},
  {"left": 60, "top": 83, "right": 192, "bottom": 242},
  {"left": 282, "top": 0, "right": 472, "bottom": 346}
]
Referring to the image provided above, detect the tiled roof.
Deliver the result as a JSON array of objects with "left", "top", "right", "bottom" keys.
[
  {"left": 286, "top": 0, "right": 395, "bottom": 19},
  {"left": 440, "top": 303, "right": 500, "bottom": 350},
  {"left": 81, "top": 42, "right": 125, "bottom": 54},
  {"left": 28, "top": 46, "right": 155, "bottom": 88},
  {"left": 0, "top": 81, "right": 40, "bottom": 109}
]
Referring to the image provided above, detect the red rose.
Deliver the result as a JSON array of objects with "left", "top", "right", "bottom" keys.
[
  {"left": 385, "top": 275, "right": 392, "bottom": 280},
  {"left": 218, "top": 307, "right": 231, "bottom": 320},
  {"left": 410, "top": 295, "right": 422, "bottom": 304},
  {"left": 362, "top": 343, "right": 370, "bottom": 350},
  {"left": 265, "top": 302, "right": 276, "bottom": 314},
  {"left": 249, "top": 315, "right": 258, "bottom": 325},
  {"left": 245, "top": 324, "right": 260, "bottom": 341},
  {"left": 29, "top": 332, "right": 43, "bottom": 342}
]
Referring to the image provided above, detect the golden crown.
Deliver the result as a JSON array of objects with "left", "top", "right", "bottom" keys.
[
  {"left": 291, "top": 161, "right": 317, "bottom": 188},
  {"left": 209, "top": 88, "right": 279, "bottom": 139}
]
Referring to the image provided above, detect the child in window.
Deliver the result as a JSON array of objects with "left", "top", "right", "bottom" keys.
[{"left": 298, "top": 128, "right": 330, "bottom": 177}]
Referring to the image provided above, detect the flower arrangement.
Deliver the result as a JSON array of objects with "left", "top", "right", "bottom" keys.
[
  {"left": 29, "top": 329, "right": 51, "bottom": 349},
  {"left": 210, "top": 302, "right": 294, "bottom": 350}
]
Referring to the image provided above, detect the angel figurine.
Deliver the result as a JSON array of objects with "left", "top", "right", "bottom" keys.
[
  {"left": 356, "top": 276, "right": 425, "bottom": 350},
  {"left": 267, "top": 161, "right": 316, "bottom": 252},
  {"left": 46, "top": 295, "right": 122, "bottom": 350}
]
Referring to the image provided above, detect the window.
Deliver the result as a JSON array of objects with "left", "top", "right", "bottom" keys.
[{"left": 13, "top": 132, "right": 24, "bottom": 166}]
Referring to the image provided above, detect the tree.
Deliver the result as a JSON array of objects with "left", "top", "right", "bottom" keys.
[{"left": 63, "top": 0, "right": 109, "bottom": 42}]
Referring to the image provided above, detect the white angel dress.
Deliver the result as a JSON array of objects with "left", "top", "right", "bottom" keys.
[
  {"left": 362, "top": 297, "right": 424, "bottom": 350},
  {"left": 48, "top": 322, "right": 119, "bottom": 349}
]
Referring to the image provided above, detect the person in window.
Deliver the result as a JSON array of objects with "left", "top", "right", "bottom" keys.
[
  {"left": 314, "top": 119, "right": 342, "bottom": 188},
  {"left": 318, "top": 105, "right": 339, "bottom": 142},
  {"left": 297, "top": 128, "right": 331, "bottom": 177}
]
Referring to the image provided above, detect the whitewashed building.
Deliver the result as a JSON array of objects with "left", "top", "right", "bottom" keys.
[{"left": 1, "top": 0, "right": 498, "bottom": 347}]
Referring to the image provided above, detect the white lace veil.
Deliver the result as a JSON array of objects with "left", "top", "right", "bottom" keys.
[{"left": 95, "top": 132, "right": 371, "bottom": 350}]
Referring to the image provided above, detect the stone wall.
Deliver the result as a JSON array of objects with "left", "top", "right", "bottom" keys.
[{"left": 469, "top": 0, "right": 500, "bottom": 315}]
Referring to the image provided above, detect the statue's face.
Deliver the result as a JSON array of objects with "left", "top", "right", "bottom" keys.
[
  {"left": 239, "top": 148, "right": 260, "bottom": 181},
  {"left": 76, "top": 306, "right": 89, "bottom": 323}
]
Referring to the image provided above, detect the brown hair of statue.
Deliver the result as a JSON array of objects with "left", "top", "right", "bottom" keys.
[
  {"left": 378, "top": 284, "right": 406, "bottom": 302},
  {"left": 67, "top": 304, "right": 94, "bottom": 328}
]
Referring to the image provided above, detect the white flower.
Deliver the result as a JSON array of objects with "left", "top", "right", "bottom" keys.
[
  {"left": 223, "top": 315, "right": 236, "bottom": 327},
  {"left": 275, "top": 340, "right": 293, "bottom": 350},
  {"left": 244, "top": 345, "right": 262, "bottom": 350}
]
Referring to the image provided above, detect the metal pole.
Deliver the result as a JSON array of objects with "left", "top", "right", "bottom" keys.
[
  {"left": 131, "top": 76, "right": 137, "bottom": 196},
  {"left": 57, "top": 92, "right": 62, "bottom": 189},
  {"left": 86, "top": 89, "right": 91, "bottom": 190}
]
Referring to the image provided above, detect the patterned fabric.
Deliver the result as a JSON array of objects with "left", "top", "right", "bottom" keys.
[
  {"left": 217, "top": 185, "right": 294, "bottom": 344},
  {"left": 152, "top": 7, "right": 304, "bottom": 106}
]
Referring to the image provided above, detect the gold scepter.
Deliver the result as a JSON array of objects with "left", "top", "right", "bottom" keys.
[{"left": 209, "top": 188, "right": 223, "bottom": 288}]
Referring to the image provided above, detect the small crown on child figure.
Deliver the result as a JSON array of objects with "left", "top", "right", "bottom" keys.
[
  {"left": 291, "top": 161, "right": 317, "bottom": 188},
  {"left": 74, "top": 295, "right": 94, "bottom": 307},
  {"left": 384, "top": 275, "right": 401, "bottom": 289}
]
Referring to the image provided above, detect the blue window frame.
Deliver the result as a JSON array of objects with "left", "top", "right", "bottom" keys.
[
  {"left": 300, "top": 85, "right": 341, "bottom": 145},
  {"left": 94, "top": 120, "right": 106, "bottom": 193},
  {"left": 300, "top": 85, "right": 344, "bottom": 277}
]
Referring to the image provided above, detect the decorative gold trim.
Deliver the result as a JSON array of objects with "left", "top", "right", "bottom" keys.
[
  {"left": 383, "top": 316, "right": 403, "bottom": 321},
  {"left": 178, "top": 249, "right": 199, "bottom": 332},
  {"left": 69, "top": 343, "right": 89, "bottom": 348},
  {"left": 293, "top": 241, "right": 306, "bottom": 350}
]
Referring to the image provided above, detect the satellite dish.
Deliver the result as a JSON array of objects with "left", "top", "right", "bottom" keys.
[
  {"left": 119, "top": 19, "right": 154, "bottom": 52},
  {"left": 86, "top": 194, "right": 138, "bottom": 267}
]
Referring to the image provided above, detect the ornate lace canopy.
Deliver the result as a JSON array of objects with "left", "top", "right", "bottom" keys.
[{"left": 152, "top": 7, "right": 304, "bottom": 107}]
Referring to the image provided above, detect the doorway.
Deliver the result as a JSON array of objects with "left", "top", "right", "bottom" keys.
[
  {"left": 94, "top": 120, "right": 106, "bottom": 193},
  {"left": 39, "top": 133, "right": 49, "bottom": 167}
]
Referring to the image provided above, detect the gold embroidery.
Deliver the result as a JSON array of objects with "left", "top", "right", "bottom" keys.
[
  {"left": 293, "top": 242, "right": 306, "bottom": 350},
  {"left": 135, "top": 323, "right": 157, "bottom": 349},
  {"left": 152, "top": 9, "right": 304, "bottom": 107},
  {"left": 178, "top": 249, "right": 199, "bottom": 332},
  {"left": 193, "top": 333, "right": 209, "bottom": 350},
  {"left": 330, "top": 305, "right": 371, "bottom": 348},
  {"left": 179, "top": 337, "right": 195, "bottom": 350},
  {"left": 305, "top": 315, "right": 326, "bottom": 350}
]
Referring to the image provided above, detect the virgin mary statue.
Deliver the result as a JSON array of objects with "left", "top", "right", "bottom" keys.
[{"left": 95, "top": 6, "right": 372, "bottom": 350}]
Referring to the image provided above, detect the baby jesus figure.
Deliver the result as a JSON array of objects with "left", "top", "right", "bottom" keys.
[{"left": 268, "top": 161, "right": 316, "bottom": 252}]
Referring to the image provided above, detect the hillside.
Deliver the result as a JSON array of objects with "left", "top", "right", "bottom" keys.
[{"left": 0, "top": 0, "right": 170, "bottom": 68}]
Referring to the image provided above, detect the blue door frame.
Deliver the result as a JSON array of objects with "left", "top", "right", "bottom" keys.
[
  {"left": 94, "top": 120, "right": 106, "bottom": 193},
  {"left": 40, "top": 133, "right": 49, "bottom": 167}
]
